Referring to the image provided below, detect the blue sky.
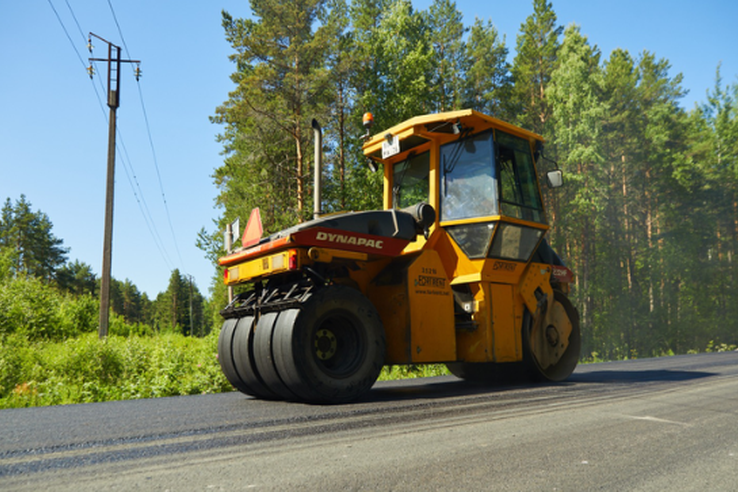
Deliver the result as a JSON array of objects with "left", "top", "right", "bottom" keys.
[{"left": 1, "top": 0, "right": 736, "bottom": 298}]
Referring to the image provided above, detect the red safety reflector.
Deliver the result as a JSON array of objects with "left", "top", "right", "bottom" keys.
[
  {"left": 288, "top": 250, "right": 298, "bottom": 270},
  {"left": 242, "top": 207, "right": 263, "bottom": 248}
]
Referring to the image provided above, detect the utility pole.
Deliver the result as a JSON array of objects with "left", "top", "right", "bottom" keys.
[
  {"left": 188, "top": 275, "right": 194, "bottom": 337},
  {"left": 88, "top": 33, "right": 140, "bottom": 339}
]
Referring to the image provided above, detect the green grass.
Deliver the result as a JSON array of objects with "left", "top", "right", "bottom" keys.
[
  {"left": 0, "top": 331, "right": 231, "bottom": 409},
  {"left": 378, "top": 364, "right": 450, "bottom": 380}
]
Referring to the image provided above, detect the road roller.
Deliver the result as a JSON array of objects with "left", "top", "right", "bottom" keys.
[{"left": 217, "top": 109, "right": 580, "bottom": 404}]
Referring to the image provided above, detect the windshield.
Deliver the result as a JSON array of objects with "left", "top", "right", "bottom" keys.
[
  {"left": 440, "top": 130, "right": 545, "bottom": 224},
  {"left": 440, "top": 131, "right": 497, "bottom": 221}
]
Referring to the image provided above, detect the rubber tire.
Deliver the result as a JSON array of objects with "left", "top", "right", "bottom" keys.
[
  {"left": 231, "top": 315, "right": 277, "bottom": 399},
  {"left": 272, "top": 308, "right": 316, "bottom": 402},
  {"left": 217, "top": 318, "right": 251, "bottom": 393},
  {"left": 273, "top": 285, "right": 385, "bottom": 404},
  {"left": 253, "top": 311, "right": 297, "bottom": 401}
]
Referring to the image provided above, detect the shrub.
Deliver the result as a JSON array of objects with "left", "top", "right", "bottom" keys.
[
  {"left": 0, "top": 331, "right": 231, "bottom": 409},
  {"left": 0, "top": 277, "right": 101, "bottom": 340},
  {"left": 0, "top": 276, "right": 62, "bottom": 339},
  {"left": 58, "top": 293, "right": 98, "bottom": 337}
]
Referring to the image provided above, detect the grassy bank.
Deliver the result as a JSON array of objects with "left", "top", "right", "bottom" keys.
[
  {"left": 0, "top": 331, "right": 231, "bottom": 409},
  {"left": 0, "top": 331, "right": 451, "bottom": 409}
]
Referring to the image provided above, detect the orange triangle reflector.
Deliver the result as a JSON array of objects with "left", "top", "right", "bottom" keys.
[{"left": 242, "top": 207, "right": 263, "bottom": 248}]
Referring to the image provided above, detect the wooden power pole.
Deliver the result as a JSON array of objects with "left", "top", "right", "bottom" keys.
[{"left": 88, "top": 33, "right": 140, "bottom": 339}]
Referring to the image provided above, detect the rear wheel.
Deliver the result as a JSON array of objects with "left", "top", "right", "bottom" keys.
[
  {"left": 273, "top": 285, "right": 385, "bottom": 404},
  {"left": 253, "top": 311, "right": 297, "bottom": 401},
  {"left": 447, "top": 290, "right": 580, "bottom": 384},
  {"left": 231, "top": 315, "right": 277, "bottom": 399},
  {"left": 217, "top": 318, "right": 251, "bottom": 393}
]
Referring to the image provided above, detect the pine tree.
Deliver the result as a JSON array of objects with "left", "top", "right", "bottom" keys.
[
  {"left": 57, "top": 260, "right": 97, "bottom": 296},
  {"left": 600, "top": 48, "right": 641, "bottom": 356},
  {"left": 511, "top": 0, "right": 562, "bottom": 136},
  {"left": 462, "top": 18, "right": 512, "bottom": 118},
  {"left": 0, "top": 195, "right": 68, "bottom": 281},
  {"left": 153, "top": 269, "right": 204, "bottom": 336},
  {"left": 548, "top": 25, "right": 606, "bottom": 356},
  {"left": 212, "top": 0, "right": 337, "bottom": 233},
  {"left": 426, "top": 0, "right": 466, "bottom": 112}
]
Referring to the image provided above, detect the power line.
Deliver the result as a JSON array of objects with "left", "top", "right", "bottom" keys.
[
  {"left": 117, "top": 145, "right": 176, "bottom": 273},
  {"left": 46, "top": 0, "right": 178, "bottom": 272},
  {"left": 52, "top": 0, "right": 108, "bottom": 122},
  {"left": 46, "top": 0, "right": 87, "bottom": 70},
  {"left": 115, "top": 133, "right": 176, "bottom": 271},
  {"left": 106, "top": 0, "right": 188, "bottom": 272},
  {"left": 136, "top": 81, "right": 187, "bottom": 270},
  {"left": 63, "top": 0, "right": 86, "bottom": 41},
  {"left": 106, "top": 0, "right": 131, "bottom": 59},
  {"left": 47, "top": 0, "right": 190, "bottom": 297}
]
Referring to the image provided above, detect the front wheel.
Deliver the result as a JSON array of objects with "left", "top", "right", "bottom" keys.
[{"left": 273, "top": 285, "right": 386, "bottom": 404}]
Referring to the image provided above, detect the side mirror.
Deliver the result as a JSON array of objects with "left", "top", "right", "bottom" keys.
[{"left": 546, "top": 169, "right": 564, "bottom": 188}]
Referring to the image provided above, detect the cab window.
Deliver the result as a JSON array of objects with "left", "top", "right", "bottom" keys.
[
  {"left": 496, "top": 131, "right": 545, "bottom": 223},
  {"left": 392, "top": 152, "right": 430, "bottom": 209}
]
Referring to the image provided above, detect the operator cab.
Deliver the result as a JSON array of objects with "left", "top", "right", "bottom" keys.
[{"left": 363, "top": 109, "right": 559, "bottom": 264}]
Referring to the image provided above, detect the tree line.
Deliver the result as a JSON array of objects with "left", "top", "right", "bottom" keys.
[
  {"left": 207, "top": 0, "right": 738, "bottom": 359},
  {"left": 0, "top": 196, "right": 209, "bottom": 339}
]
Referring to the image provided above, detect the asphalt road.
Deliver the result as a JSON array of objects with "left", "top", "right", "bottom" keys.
[{"left": 1, "top": 352, "right": 737, "bottom": 491}]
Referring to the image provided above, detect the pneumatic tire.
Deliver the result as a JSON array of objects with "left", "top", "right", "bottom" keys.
[
  {"left": 253, "top": 311, "right": 297, "bottom": 400},
  {"left": 218, "top": 318, "right": 251, "bottom": 393},
  {"left": 231, "top": 315, "right": 277, "bottom": 399},
  {"left": 273, "top": 285, "right": 385, "bottom": 404}
]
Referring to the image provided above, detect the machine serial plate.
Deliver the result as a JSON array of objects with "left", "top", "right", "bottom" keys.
[{"left": 382, "top": 134, "right": 400, "bottom": 158}]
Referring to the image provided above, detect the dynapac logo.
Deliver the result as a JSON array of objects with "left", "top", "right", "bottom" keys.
[{"left": 315, "top": 231, "right": 384, "bottom": 250}]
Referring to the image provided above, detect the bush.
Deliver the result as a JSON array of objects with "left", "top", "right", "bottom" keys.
[
  {"left": 0, "top": 276, "right": 101, "bottom": 340},
  {"left": 58, "top": 293, "right": 98, "bottom": 336},
  {"left": 0, "top": 276, "right": 62, "bottom": 339},
  {"left": 0, "top": 331, "right": 231, "bottom": 408}
]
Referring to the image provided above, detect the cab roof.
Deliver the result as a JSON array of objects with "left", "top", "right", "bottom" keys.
[{"left": 362, "top": 109, "right": 544, "bottom": 161}]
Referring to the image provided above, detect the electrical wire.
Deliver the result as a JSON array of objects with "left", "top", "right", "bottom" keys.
[
  {"left": 134, "top": 82, "right": 186, "bottom": 270},
  {"left": 63, "top": 0, "right": 86, "bottom": 41},
  {"left": 106, "top": 0, "right": 188, "bottom": 273},
  {"left": 46, "top": 0, "right": 179, "bottom": 273},
  {"left": 116, "top": 136, "right": 176, "bottom": 273},
  {"left": 46, "top": 0, "right": 87, "bottom": 70}
]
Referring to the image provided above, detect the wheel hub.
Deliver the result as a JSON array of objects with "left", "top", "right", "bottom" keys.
[
  {"left": 315, "top": 328, "right": 337, "bottom": 360},
  {"left": 545, "top": 325, "right": 560, "bottom": 347}
]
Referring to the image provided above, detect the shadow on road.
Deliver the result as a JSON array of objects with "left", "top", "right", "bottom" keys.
[
  {"left": 366, "top": 377, "right": 543, "bottom": 403},
  {"left": 364, "top": 367, "right": 718, "bottom": 404},
  {"left": 569, "top": 369, "right": 716, "bottom": 384}
]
